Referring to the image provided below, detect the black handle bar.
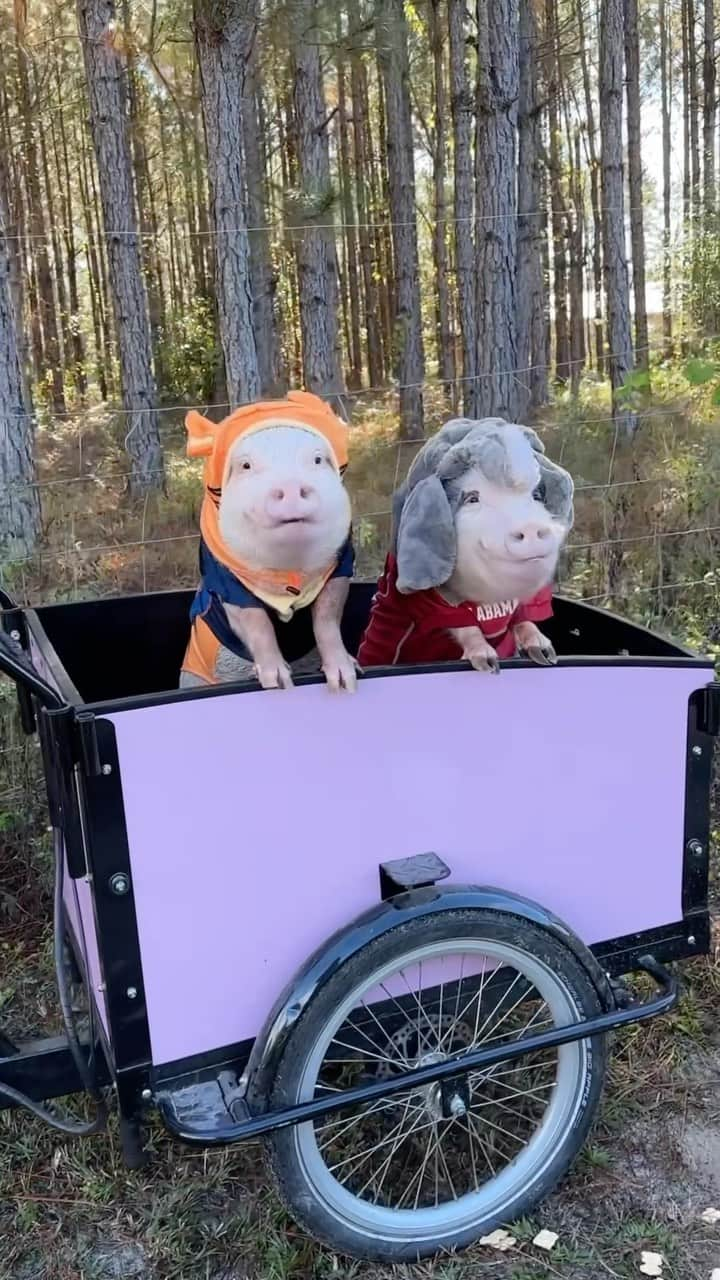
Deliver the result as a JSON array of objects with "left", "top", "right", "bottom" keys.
[{"left": 0, "top": 602, "right": 66, "bottom": 711}]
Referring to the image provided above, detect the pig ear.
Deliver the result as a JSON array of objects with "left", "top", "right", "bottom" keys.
[
  {"left": 186, "top": 410, "right": 216, "bottom": 459},
  {"left": 518, "top": 425, "right": 546, "bottom": 455},
  {"left": 396, "top": 476, "right": 456, "bottom": 594},
  {"left": 537, "top": 455, "right": 575, "bottom": 529}
]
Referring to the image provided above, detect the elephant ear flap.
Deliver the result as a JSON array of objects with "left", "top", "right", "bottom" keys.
[{"left": 395, "top": 476, "right": 457, "bottom": 593}]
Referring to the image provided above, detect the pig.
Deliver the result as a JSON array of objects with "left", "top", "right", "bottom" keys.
[
  {"left": 179, "top": 392, "right": 358, "bottom": 692},
  {"left": 357, "top": 417, "right": 574, "bottom": 673}
]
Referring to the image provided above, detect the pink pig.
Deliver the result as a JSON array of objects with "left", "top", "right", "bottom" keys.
[{"left": 180, "top": 397, "right": 358, "bottom": 693}]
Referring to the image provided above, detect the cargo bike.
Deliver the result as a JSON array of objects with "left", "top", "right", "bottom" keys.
[{"left": 0, "top": 580, "right": 716, "bottom": 1262}]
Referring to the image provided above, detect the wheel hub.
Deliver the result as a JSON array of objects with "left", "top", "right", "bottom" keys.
[{"left": 375, "top": 1014, "right": 475, "bottom": 1119}]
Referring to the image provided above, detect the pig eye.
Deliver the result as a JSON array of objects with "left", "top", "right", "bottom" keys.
[
  {"left": 241, "top": 461, "right": 252, "bottom": 472},
  {"left": 462, "top": 490, "right": 480, "bottom": 505},
  {"left": 314, "top": 453, "right": 325, "bottom": 465}
]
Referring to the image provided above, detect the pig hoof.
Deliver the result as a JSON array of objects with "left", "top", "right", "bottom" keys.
[
  {"left": 323, "top": 663, "right": 358, "bottom": 693},
  {"left": 526, "top": 644, "right": 557, "bottom": 667},
  {"left": 255, "top": 663, "right": 294, "bottom": 690},
  {"left": 466, "top": 652, "right": 500, "bottom": 674}
]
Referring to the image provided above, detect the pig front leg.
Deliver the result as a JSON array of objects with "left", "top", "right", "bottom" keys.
[
  {"left": 513, "top": 620, "right": 557, "bottom": 667},
  {"left": 224, "top": 603, "right": 294, "bottom": 689},
  {"left": 449, "top": 626, "right": 500, "bottom": 674},
  {"left": 312, "top": 576, "right": 359, "bottom": 693}
]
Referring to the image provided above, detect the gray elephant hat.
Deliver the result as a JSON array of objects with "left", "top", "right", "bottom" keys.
[{"left": 391, "top": 417, "right": 574, "bottom": 594}]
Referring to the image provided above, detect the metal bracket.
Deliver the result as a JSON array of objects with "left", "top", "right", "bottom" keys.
[{"left": 379, "top": 852, "right": 451, "bottom": 901}]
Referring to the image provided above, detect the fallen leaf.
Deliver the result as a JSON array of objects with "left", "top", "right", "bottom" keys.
[
  {"left": 533, "top": 1229, "right": 559, "bottom": 1251},
  {"left": 479, "top": 1229, "right": 516, "bottom": 1251},
  {"left": 703, "top": 1208, "right": 720, "bottom": 1225},
  {"left": 640, "top": 1252, "right": 664, "bottom": 1277}
]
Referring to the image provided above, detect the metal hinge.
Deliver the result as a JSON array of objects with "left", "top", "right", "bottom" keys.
[
  {"left": 698, "top": 683, "right": 720, "bottom": 737},
  {"left": 75, "top": 711, "right": 102, "bottom": 778}
]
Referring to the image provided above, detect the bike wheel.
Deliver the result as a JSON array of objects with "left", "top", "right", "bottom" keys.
[{"left": 262, "top": 908, "right": 607, "bottom": 1262}]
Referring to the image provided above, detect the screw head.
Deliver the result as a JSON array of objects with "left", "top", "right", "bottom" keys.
[
  {"left": 141, "top": 1087, "right": 152, "bottom": 1102},
  {"left": 688, "top": 935, "right": 697, "bottom": 946},
  {"left": 109, "top": 872, "right": 129, "bottom": 895},
  {"left": 9, "top": 630, "right": 20, "bottom": 642},
  {"left": 101, "top": 763, "right": 112, "bottom": 776},
  {"left": 449, "top": 1094, "right": 467, "bottom": 1117},
  {"left": 692, "top": 745, "right": 703, "bottom": 757},
  {"left": 126, "top": 986, "right": 138, "bottom": 1000},
  {"left": 688, "top": 840, "right": 704, "bottom": 857}
]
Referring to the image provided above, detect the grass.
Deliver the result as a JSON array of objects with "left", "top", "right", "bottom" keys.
[{"left": 2, "top": 373, "right": 720, "bottom": 1277}]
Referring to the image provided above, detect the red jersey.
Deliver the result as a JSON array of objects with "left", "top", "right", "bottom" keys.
[{"left": 357, "top": 554, "right": 554, "bottom": 667}]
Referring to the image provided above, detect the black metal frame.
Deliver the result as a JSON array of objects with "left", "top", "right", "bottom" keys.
[
  {"left": 0, "top": 585, "right": 717, "bottom": 1157},
  {"left": 157, "top": 954, "right": 677, "bottom": 1146}
]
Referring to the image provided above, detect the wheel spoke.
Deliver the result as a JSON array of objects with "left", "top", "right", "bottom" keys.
[
  {"left": 327, "top": 1101, "right": 428, "bottom": 1179},
  {"left": 316, "top": 1095, "right": 413, "bottom": 1150},
  {"left": 398, "top": 965, "right": 441, "bottom": 1050},
  {"left": 357, "top": 1095, "right": 422, "bottom": 1203},
  {"left": 465, "top": 1110, "right": 500, "bottom": 1178}
]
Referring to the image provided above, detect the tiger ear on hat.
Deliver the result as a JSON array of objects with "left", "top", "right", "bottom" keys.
[
  {"left": 185, "top": 410, "right": 216, "bottom": 459},
  {"left": 287, "top": 390, "right": 325, "bottom": 413}
]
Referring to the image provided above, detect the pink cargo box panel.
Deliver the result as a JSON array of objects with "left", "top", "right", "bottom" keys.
[{"left": 107, "top": 661, "right": 709, "bottom": 1067}]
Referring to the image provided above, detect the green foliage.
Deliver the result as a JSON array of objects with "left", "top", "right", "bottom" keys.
[
  {"left": 683, "top": 356, "right": 718, "bottom": 385},
  {"left": 156, "top": 297, "right": 219, "bottom": 403}
]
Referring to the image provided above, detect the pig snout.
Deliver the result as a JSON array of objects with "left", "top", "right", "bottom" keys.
[
  {"left": 505, "top": 518, "right": 555, "bottom": 560},
  {"left": 264, "top": 480, "right": 319, "bottom": 524}
]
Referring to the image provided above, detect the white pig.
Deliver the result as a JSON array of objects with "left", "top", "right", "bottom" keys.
[
  {"left": 180, "top": 395, "right": 358, "bottom": 692},
  {"left": 357, "top": 418, "right": 574, "bottom": 672}
]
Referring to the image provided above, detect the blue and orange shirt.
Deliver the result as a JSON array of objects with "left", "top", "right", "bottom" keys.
[{"left": 182, "top": 536, "right": 355, "bottom": 682}]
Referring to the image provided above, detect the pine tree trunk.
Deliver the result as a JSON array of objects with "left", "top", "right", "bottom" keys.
[
  {"left": 0, "top": 154, "right": 41, "bottom": 556},
  {"left": 348, "top": 0, "right": 384, "bottom": 387},
  {"left": 192, "top": 61, "right": 213, "bottom": 301},
  {"left": 689, "top": 0, "right": 701, "bottom": 217},
  {"left": 475, "top": 0, "right": 520, "bottom": 419},
  {"left": 194, "top": 0, "right": 260, "bottom": 408},
  {"left": 376, "top": 0, "right": 425, "bottom": 436},
  {"left": 429, "top": 0, "right": 456, "bottom": 401},
  {"left": 77, "top": 123, "right": 109, "bottom": 400},
  {"left": 52, "top": 65, "right": 87, "bottom": 399},
  {"left": 577, "top": 0, "right": 605, "bottom": 372},
  {"left": 600, "top": 0, "right": 635, "bottom": 433},
  {"left": 546, "top": 0, "right": 570, "bottom": 383},
  {"left": 568, "top": 131, "right": 586, "bottom": 394},
  {"left": 682, "top": 0, "right": 692, "bottom": 221},
  {"left": 37, "top": 114, "right": 71, "bottom": 384},
  {"left": 0, "top": 79, "right": 31, "bottom": 411},
  {"left": 704, "top": 0, "right": 716, "bottom": 216},
  {"left": 624, "top": 0, "right": 649, "bottom": 369},
  {"left": 560, "top": 60, "right": 586, "bottom": 393},
  {"left": 374, "top": 68, "right": 396, "bottom": 372},
  {"left": 290, "top": 0, "right": 345, "bottom": 407},
  {"left": 121, "top": 0, "right": 164, "bottom": 389},
  {"left": 517, "top": 0, "right": 548, "bottom": 414},
  {"left": 661, "top": 0, "right": 673, "bottom": 354},
  {"left": 243, "top": 47, "right": 283, "bottom": 396},
  {"left": 336, "top": 24, "right": 363, "bottom": 390},
  {"left": 448, "top": 0, "right": 477, "bottom": 412},
  {"left": 158, "top": 103, "right": 182, "bottom": 313},
  {"left": 14, "top": 22, "right": 66, "bottom": 415},
  {"left": 77, "top": 0, "right": 164, "bottom": 491}
]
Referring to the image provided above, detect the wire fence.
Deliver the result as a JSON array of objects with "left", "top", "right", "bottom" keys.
[
  {"left": 1, "top": 391, "right": 719, "bottom": 804},
  {"left": 0, "top": 201, "right": 675, "bottom": 246}
]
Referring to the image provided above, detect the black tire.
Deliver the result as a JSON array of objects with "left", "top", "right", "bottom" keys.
[{"left": 260, "top": 908, "right": 607, "bottom": 1263}]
